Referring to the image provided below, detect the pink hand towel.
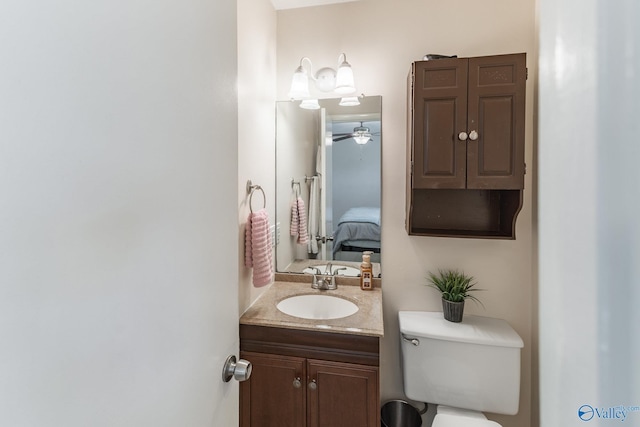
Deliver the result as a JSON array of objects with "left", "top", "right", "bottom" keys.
[
  {"left": 244, "top": 208, "right": 273, "bottom": 287},
  {"left": 244, "top": 214, "right": 254, "bottom": 268},
  {"left": 289, "top": 197, "right": 309, "bottom": 244},
  {"left": 296, "top": 197, "right": 309, "bottom": 244},
  {"left": 290, "top": 200, "right": 299, "bottom": 237}
]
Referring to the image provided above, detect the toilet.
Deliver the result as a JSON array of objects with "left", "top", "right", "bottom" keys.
[{"left": 398, "top": 311, "right": 524, "bottom": 427}]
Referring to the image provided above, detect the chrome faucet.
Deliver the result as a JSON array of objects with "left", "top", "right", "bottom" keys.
[
  {"left": 310, "top": 265, "right": 341, "bottom": 291},
  {"left": 310, "top": 267, "right": 325, "bottom": 290},
  {"left": 324, "top": 262, "right": 333, "bottom": 275},
  {"left": 333, "top": 267, "right": 347, "bottom": 276}
]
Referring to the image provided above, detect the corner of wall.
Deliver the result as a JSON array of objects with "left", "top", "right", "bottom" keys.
[{"left": 237, "top": 0, "right": 278, "bottom": 314}]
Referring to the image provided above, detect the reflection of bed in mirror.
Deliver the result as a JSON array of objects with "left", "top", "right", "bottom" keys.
[{"left": 332, "top": 207, "right": 380, "bottom": 263}]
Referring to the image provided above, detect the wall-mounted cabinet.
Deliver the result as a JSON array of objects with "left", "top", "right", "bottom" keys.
[{"left": 406, "top": 53, "right": 526, "bottom": 238}]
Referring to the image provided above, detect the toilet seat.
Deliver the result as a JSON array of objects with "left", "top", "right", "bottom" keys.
[
  {"left": 433, "top": 406, "right": 503, "bottom": 426},
  {"left": 433, "top": 414, "right": 502, "bottom": 427},
  {"left": 436, "top": 405, "right": 487, "bottom": 419}
]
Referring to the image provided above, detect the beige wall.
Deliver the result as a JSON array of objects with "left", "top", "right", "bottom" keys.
[
  {"left": 237, "top": 0, "right": 277, "bottom": 313},
  {"left": 275, "top": 1, "right": 536, "bottom": 426}
]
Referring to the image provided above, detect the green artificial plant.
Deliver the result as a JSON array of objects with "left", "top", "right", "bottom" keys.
[{"left": 427, "top": 269, "right": 483, "bottom": 305}]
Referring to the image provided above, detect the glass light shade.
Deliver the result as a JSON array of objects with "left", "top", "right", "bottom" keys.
[
  {"left": 353, "top": 135, "right": 370, "bottom": 144},
  {"left": 334, "top": 61, "right": 356, "bottom": 94},
  {"left": 339, "top": 96, "right": 360, "bottom": 106},
  {"left": 299, "top": 99, "right": 320, "bottom": 110},
  {"left": 288, "top": 66, "right": 310, "bottom": 100}
]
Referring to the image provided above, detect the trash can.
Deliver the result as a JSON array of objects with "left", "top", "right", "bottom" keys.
[{"left": 381, "top": 400, "right": 422, "bottom": 427}]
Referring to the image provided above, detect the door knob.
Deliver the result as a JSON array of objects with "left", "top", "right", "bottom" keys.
[
  {"left": 222, "top": 355, "right": 252, "bottom": 382},
  {"left": 458, "top": 132, "right": 468, "bottom": 141},
  {"left": 293, "top": 377, "right": 302, "bottom": 388},
  {"left": 468, "top": 130, "right": 478, "bottom": 141},
  {"left": 308, "top": 379, "right": 317, "bottom": 390}
]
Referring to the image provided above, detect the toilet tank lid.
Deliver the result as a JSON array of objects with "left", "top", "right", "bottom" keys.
[{"left": 399, "top": 311, "right": 524, "bottom": 348}]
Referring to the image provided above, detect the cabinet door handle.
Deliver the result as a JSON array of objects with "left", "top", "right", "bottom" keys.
[
  {"left": 308, "top": 379, "right": 317, "bottom": 390},
  {"left": 293, "top": 377, "right": 302, "bottom": 389},
  {"left": 458, "top": 132, "right": 468, "bottom": 141},
  {"left": 468, "top": 130, "right": 478, "bottom": 141}
]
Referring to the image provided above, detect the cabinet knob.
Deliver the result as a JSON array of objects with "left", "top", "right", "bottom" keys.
[
  {"left": 293, "top": 377, "right": 302, "bottom": 389},
  {"left": 469, "top": 130, "right": 478, "bottom": 141},
  {"left": 458, "top": 132, "right": 468, "bottom": 141},
  {"left": 308, "top": 379, "right": 317, "bottom": 390}
]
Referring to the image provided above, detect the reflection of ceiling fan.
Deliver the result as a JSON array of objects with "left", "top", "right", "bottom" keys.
[{"left": 332, "top": 121, "right": 380, "bottom": 144}]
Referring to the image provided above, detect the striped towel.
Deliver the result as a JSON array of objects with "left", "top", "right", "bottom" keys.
[
  {"left": 290, "top": 197, "right": 308, "bottom": 244},
  {"left": 244, "top": 208, "right": 273, "bottom": 287},
  {"left": 290, "top": 200, "right": 299, "bottom": 237}
]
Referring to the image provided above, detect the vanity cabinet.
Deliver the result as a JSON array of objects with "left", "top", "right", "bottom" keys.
[
  {"left": 239, "top": 352, "right": 306, "bottom": 426},
  {"left": 240, "top": 325, "right": 380, "bottom": 427},
  {"left": 406, "top": 53, "right": 526, "bottom": 238}
]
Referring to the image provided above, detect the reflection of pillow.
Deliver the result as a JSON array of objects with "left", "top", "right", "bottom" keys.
[{"left": 338, "top": 207, "right": 380, "bottom": 226}]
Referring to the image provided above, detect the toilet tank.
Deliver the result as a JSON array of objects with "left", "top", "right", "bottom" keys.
[{"left": 399, "top": 311, "right": 524, "bottom": 415}]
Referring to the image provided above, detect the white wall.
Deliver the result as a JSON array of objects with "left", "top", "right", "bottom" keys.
[
  {"left": 237, "top": 0, "right": 278, "bottom": 312},
  {"left": 332, "top": 134, "right": 381, "bottom": 224},
  {"left": 0, "top": 0, "right": 239, "bottom": 425},
  {"left": 538, "top": 0, "right": 640, "bottom": 425},
  {"left": 276, "top": 1, "right": 536, "bottom": 426},
  {"left": 275, "top": 103, "right": 319, "bottom": 269}
]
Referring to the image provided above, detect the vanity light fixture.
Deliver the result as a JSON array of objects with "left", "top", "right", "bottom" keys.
[
  {"left": 299, "top": 99, "right": 321, "bottom": 110},
  {"left": 338, "top": 96, "right": 361, "bottom": 107},
  {"left": 288, "top": 53, "right": 357, "bottom": 109}
]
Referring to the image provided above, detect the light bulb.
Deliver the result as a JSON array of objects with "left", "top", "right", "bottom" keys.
[{"left": 353, "top": 135, "right": 370, "bottom": 144}]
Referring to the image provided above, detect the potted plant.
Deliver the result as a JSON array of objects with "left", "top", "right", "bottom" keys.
[{"left": 427, "top": 269, "right": 482, "bottom": 322}]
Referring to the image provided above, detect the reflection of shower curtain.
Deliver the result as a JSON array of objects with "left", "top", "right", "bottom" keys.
[{"left": 307, "top": 176, "right": 319, "bottom": 255}]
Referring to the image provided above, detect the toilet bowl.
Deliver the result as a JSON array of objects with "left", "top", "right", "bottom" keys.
[{"left": 398, "top": 311, "right": 524, "bottom": 427}]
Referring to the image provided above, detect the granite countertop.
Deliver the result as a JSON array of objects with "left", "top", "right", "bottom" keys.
[{"left": 240, "top": 280, "right": 384, "bottom": 337}]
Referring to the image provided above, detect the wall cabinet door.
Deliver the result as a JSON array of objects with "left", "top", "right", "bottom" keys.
[
  {"left": 466, "top": 54, "right": 526, "bottom": 189},
  {"left": 307, "top": 359, "right": 379, "bottom": 427},
  {"left": 411, "top": 57, "right": 468, "bottom": 189},
  {"left": 240, "top": 352, "right": 379, "bottom": 427},
  {"left": 240, "top": 352, "right": 306, "bottom": 427},
  {"left": 410, "top": 53, "right": 526, "bottom": 190}
]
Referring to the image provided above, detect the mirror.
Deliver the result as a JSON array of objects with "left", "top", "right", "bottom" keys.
[{"left": 275, "top": 96, "right": 381, "bottom": 277}]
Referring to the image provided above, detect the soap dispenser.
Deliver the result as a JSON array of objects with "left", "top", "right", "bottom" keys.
[{"left": 360, "top": 251, "right": 373, "bottom": 290}]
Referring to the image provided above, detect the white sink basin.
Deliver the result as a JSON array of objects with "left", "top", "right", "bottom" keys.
[
  {"left": 302, "top": 264, "right": 361, "bottom": 277},
  {"left": 276, "top": 294, "right": 359, "bottom": 320}
]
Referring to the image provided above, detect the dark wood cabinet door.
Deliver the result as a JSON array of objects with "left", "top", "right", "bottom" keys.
[
  {"left": 307, "top": 359, "right": 379, "bottom": 427},
  {"left": 240, "top": 352, "right": 306, "bottom": 427},
  {"left": 411, "top": 58, "right": 468, "bottom": 189},
  {"left": 466, "top": 53, "right": 526, "bottom": 189}
]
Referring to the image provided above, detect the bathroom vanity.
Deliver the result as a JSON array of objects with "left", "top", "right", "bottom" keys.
[{"left": 239, "top": 280, "right": 383, "bottom": 427}]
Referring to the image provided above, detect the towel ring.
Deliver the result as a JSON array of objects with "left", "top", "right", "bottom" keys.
[
  {"left": 246, "top": 180, "right": 266, "bottom": 213},
  {"left": 291, "top": 179, "right": 301, "bottom": 197}
]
